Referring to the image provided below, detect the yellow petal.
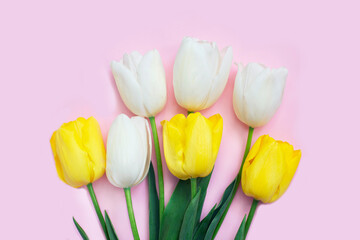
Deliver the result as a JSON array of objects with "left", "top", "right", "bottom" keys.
[
  {"left": 162, "top": 114, "right": 188, "bottom": 180},
  {"left": 50, "top": 131, "right": 66, "bottom": 183},
  {"left": 183, "top": 113, "right": 214, "bottom": 178},
  {"left": 80, "top": 117, "right": 106, "bottom": 183},
  {"left": 208, "top": 114, "right": 223, "bottom": 161},
  {"left": 270, "top": 146, "right": 301, "bottom": 202}
]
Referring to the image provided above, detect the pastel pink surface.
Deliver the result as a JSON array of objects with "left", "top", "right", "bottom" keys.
[{"left": 1, "top": 0, "right": 359, "bottom": 239}]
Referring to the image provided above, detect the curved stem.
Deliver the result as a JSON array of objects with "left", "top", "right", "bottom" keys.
[
  {"left": 191, "top": 178, "right": 197, "bottom": 199},
  {"left": 213, "top": 126, "right": 254, "bottom": 238},
  {"left": 87, "top": 183, "right": 109, "bottom": 240},
  {"left": 149, "top": 116, "right": 165, "bottom": 224},
  {"left": 244, "top": 199, "right": 259, "bottom": 238},
  {"left": 124, "top": 188, "right": 140, "bottom": 240}
]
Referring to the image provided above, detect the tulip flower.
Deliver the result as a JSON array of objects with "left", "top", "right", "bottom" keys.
[
  {"left": 242, "top": 135, "right": 301, "bottom": 203},
  {"left": 112, "top": 49, "right": 166, "bottom": 220},
  {"left": 111, "top": 49, "right": 167, "bottom": 117},
  {"left": 106, "top": 114, "right": 151, "bottom": 188},
  {"left": 50, "top": 117, "right": 109, "bottom": 239},
  {"left": 236, "top": 135, "right": 301, "bottom": 238},
  {"left": 213, "top": 63, "right": 289, "bottom": 238},
  {"left": 173, "top": 37, "right": 233, "bottom": 111},
  {"left": 106, "top": 114, "right": 151, "bottom": 240},
  {"left": 233, "top": 63, "right": 288, "bottom": 128},
  {"left": 50, "top": 117, "right": 106, "bottom": 188},
  {"left": 162, "top": 112, "right": 223, "bottom": 180}
]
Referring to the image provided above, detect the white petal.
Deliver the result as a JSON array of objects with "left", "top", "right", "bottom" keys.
[
  {"left": 233, "top": 64, "right": 245, "bottom": 124},
  {"left": 123, "top": 51, "right": 143, "bottom": 73},
  {"left": 130, "top": 117, "right": 151, "bottom": 186},
  {"left": 111, "top": 61, "right": 147, "bottom": 116},
  {"left": 137, "top": 50, "right": 167, "bottom": 117},
  {"left": 205, "top": 46, "right": 233, "bottom": 109},
  {"left": 131, "top": 117, "right": 151, "bottom": 186}
]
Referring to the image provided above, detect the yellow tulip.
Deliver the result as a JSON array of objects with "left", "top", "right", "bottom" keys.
[
  {"left": 161, "top": 112, "right": 223, "bottom": 180},
  {"left": 241, "top": 135, "right": 301, "bottom": 203},
  {"left": 50, "top": 117, "right": 106, "bottom": 188}
]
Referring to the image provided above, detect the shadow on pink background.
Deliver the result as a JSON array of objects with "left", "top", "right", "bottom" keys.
[{"left": 1, "top": 0, "right": 359, "bottom": 239}]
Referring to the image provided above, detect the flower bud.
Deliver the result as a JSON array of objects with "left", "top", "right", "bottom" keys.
[
  {"left": 106, "top": 114, "right": 151, "bottom": 188},
  {"left": 111, "top": 50, "right": 167, "bottom": 117},
  {"left": 50, "top": 117, "right": 106, "bottom": 188},
  {"left": 173, "top": 37, "right": 233, "bottom": 111},
  {"left": 162, "top": 112, "right": 223, "bottom": 180},
  {"left": 241, "top": 135, "right": 301, "bottom": 203},
  {"left": 233, "top": 63, "right": 287, "bottom": 128}
]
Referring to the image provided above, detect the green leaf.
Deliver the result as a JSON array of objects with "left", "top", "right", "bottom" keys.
[
  {"left": 179, "top": 190, "right": 201, "bottom": 240},
  {"left": 196, "top": 171, "right": 213, "bottom": 224},
  {"left": 234, "top": 215, "right": 247, "bottom": 240},
  {"left": 193, "top": 205, "right": 217, "bottom": 240},
  {"left": 204, "top": 179, "right": 236, "bottom": 240},
  {"left": 159, "top": 180, "right": 191, "bottom": 240},
  {"left": 105, "top": 211, "right": 119, "bottom": 240},
  {"left": 149, "top": 162, "right": 160, "bottom": 240},
  {"left": 73, "top": 217, "right": 89, "bottom": 240}
]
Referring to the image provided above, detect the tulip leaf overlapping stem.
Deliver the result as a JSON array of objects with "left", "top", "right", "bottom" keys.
[
  {"left": 191, "top": 178, "right": 197, "bottom": 199},
  {"left": 212, "top": 126, "right": 254, "bottom": 238},
  {"left": 149, "top": 116, "right": 165, "bottom": 223},
  {"left": 125, "top": 188, "right": 140, "bottom": 240},
  {"left": 87, "top": 183, "right": 110, "bottom": 240},
  {"left": 148, "top": 162, "right": 160, "bottom": 240}
]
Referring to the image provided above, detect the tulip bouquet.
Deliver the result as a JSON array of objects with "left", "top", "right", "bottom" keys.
[{"left": 50, "top": 37, "right": 301, "bottom": 240}]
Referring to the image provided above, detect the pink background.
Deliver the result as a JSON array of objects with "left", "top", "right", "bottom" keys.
[{"left": 1, "top": 0, "right": 359, "bottom": 239}]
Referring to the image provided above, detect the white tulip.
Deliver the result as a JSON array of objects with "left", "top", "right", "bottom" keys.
[
  {"left": 106, "top": 114, "right": 151, "bottom": 188},
  {"left": 173, "top": 37, "right": 233, "bottom": 111},
  {"left": 233, "top": 63, "right": 288, "bottom": 128},
  {"left": 111, "top": 50, "right": 167, "bottom": 117}
]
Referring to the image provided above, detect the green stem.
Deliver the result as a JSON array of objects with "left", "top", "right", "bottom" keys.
[
  {"left": 244, "top": 199, "right": 259, "bottom": 238},
  {"left": 87, "top": 183, "right": 109, "bottom": 240},
  {"left": 124, "top": 188, "right": 140, "bottom": 240},
  {"left": 213, "top": 126, "right": 254, "bottom": 238},
  {"left": 149, "top": 116, "right": 165, "bottom": 224},
  {"left": 238, "top": 127, "right": 254, "bottom": 181},
  {"left": 191, "top": 178, "right": 197, "bottom": 199}
]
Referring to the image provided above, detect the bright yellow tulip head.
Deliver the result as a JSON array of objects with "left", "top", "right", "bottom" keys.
[
  {"left": 161, "top": 112, "right": 223, "bottom": 180},
  {"left": 241, "top": 135, "right": 301, "bottom": 203},
  {"left": 50, "top": 117, "right": 106, "bottom": 188}
]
